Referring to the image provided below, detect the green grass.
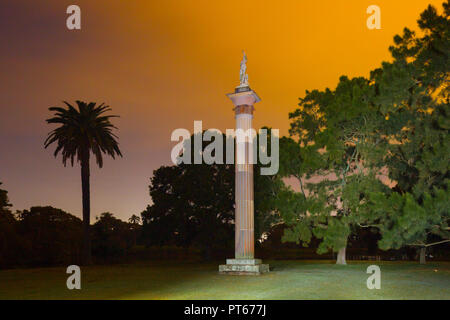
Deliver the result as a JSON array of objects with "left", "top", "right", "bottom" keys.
[{"left": 0, "top": 260, "right": 449, "bottom": 299}]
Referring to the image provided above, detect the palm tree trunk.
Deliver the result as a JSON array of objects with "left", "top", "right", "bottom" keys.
[{"left": 81, "top": 151, "right": 92, "bottom": 265}]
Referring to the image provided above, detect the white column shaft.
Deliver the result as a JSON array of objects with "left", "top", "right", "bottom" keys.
[{"left": 235, "top": 113, "right": 254, "bottom": 259}]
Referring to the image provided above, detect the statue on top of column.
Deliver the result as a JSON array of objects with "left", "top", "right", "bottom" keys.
[{"left": 239, "top": 50, "right": 249, "bottom": 86}]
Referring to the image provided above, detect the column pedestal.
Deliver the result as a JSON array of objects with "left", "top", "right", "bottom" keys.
[{"left": 219, "top": 259, "right": 269, "bottom": 275}]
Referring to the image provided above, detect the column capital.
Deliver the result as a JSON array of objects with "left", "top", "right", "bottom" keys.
[{"left": 226, "top": 87, "right": 261, "bottom": 108}]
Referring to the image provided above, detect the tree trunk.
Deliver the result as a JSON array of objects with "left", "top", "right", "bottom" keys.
[
  {"left": 336, "top": 247, "right": 347, "bottom": 265},
  {"left": 81, "top": 152, "right": 92, "bottom": 265},
  {"left": 419, "top": 247, "right": 426, "bottom": 265}
]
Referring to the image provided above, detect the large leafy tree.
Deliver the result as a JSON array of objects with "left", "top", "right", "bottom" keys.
[
  {"left": 368, "top": 1, "right": 450, "bottom": 263},
  {"left": 141, "top": 132, "right": 280, "bottom": 258},
  {"left": 142, "top": 161, "right": 235, "bottom": 258},
  {"left": 45, "top": 101, "right": 122, "bottom": 264},
  {"left": 279, "top": 77, "right": 387, "bottom": 264},
  {"left": 141, "top": 133, "right": 235, "bottom": 258},
  {"left": 279, "top": 1, "right": 449, "bottom": 264}
]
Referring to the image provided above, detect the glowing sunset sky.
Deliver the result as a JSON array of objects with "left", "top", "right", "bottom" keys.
[{"left": 0, "top": 0, "right": 445, "bottom": 221}]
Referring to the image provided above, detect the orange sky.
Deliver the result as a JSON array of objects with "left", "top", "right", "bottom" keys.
[{"left": 0, "top": 0, "right": 445, "bottom": 221}]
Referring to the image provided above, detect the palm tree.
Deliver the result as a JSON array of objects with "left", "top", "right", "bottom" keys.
[
  {"left": 45, "top": 101, "right": 122, "bottom": 264},
  {"left": 128, "top": 214, "right": 141, "bottom": 225},
  {"left": 128, "top": 214, "right": 141, "bottom": 247}
]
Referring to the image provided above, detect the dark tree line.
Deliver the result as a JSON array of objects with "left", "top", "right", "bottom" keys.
[{"left": 0, "top": 184, "right": 139, "bottom": 269}]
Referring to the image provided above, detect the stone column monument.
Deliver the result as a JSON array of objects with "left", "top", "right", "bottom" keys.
[{"left": 219, "top": 51, "right": 269, "bottom": 275}]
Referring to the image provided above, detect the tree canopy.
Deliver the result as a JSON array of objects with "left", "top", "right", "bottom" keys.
[
  {"left": 141, "top": 132, "right": 281, "bottom": 258},
  {"left": 277, "top": 1, "right": 449, "bottom": 263},
  {"left": 368, "top": 1, "right": 450, "bottom": 251}
]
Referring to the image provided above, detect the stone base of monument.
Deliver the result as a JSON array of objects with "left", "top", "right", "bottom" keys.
[{"left": 219, "top": 258, "right": 269, "bottom": 275}]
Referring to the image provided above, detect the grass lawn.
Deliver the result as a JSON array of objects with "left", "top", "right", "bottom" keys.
[{"left": 0, "top": 260, "right": 449, "bottom": 299}]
